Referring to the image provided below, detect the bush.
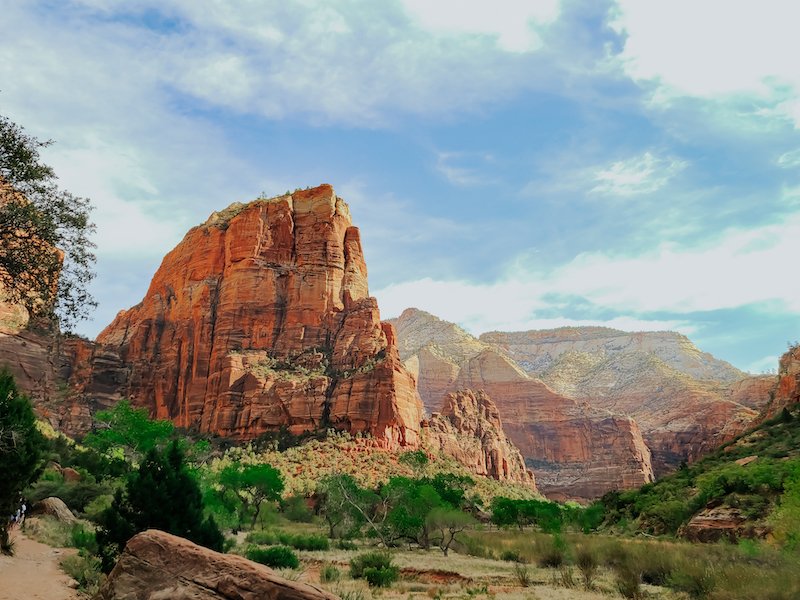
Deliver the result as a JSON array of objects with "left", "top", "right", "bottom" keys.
[
  {"left": 537, "top": 534, "right": 567, "bottom": 568},
  {"left": 70, "top": 524, "right": 98, "bottom": 554},
  {"left": 575, "top": 546, "right": 598, "bottom": 589},
  {"left": 350, "top": 552, "right": 398, "bottom": 587},
  {"left": 282, "top": 495, "right": 314, "bottom": 523},
  {"left": 321, "top": 564, "right": 341, "bottom": 583},
  {"left": 513, "top": 562, "right": 531, "bottom": 587},
  {"left": 245, "top": 530, "right": 329, "bottom": 551},
  {"left": 668, "top": 560, "right": 717, "bottom": 599},
  {"left": 246, "top": 545, "right": 300, "bottom": 569},
  {"left": 500, "top": 549, "right": 523, "bottom": 562},
  {"left": 337, "top": 539, "right": 358, "bottom": 551},
  {"left": 60, "top": 553, "right": 104, "bottom": 595},
  {"left": 83, "top": 494, "right": 114, "bottom": 523},
  {"left": 614, "top": 562, "right": 643, "bottom": 600}
]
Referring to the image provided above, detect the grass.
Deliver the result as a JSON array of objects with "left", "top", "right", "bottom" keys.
[{"left": 60, "top": 552, "right": 104, "bottom": 596}]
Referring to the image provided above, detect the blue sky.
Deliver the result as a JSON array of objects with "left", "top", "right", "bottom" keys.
[{"left": 3, "top": 0, "right": 800, "bottom": 373}]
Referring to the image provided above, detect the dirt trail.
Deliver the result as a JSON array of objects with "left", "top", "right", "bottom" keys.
[{"left": 0, "top": 528, "right": 78, "bottom": 600}]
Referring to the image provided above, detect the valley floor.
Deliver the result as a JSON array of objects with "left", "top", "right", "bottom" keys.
[{"left": 0, "top": 528, "right": 78, "bottom": 600}]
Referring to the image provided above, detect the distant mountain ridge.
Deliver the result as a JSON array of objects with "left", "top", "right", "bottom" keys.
[{"left": 391, "top": 308, "right": 774, "bottom": 497}]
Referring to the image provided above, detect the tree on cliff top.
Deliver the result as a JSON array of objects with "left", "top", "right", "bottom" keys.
[{"left": 0, "top": 113, "right": 96, "bottom": 330}]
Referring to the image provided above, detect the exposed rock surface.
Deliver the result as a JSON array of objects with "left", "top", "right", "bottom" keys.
[
  {"left": 762, "top": 345, "right": 800, "bottom": 418},
  {"left": 30, "top": 497, "right": 77, "bottom": 524},
  {"left": 482, "top": 327, "right": 764, "bottom": 475},
  {"left": 78, "top": 186, "right": 423, "bottom": 447},
  {"left": 96, "top": 529, "right": 337, "bottom": 600},
  {"left": 424, "top": 389, "right": 535, "bottom": 487},
  {"left": 392, "top": 309, "right": 654, "bottom": 499},
  {"left": 679, "top": 504, "right": 769, "bottom": 543}
]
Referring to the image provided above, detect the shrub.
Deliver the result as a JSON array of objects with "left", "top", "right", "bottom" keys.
[
  {"left": 83, "top": 494, "right": 114, "bottom": 523},
  {"left": 60, "top": 553, "right": 104, "bottom": 595},
  {"left": 536, "top": 535, "right": 567, "bottom": 568},
  {"left": 668, "top": 560, "right": 717, "bottom": 599},
  {"left": 613, "top": 562, "right": 642, "bottom": 600},
  {"left": 246, "top": 545, "right": 300, "bottom": 569},
  {"left": 70, "top": 524, "right": 98, "bottom": 554},
  {"left": 337, "top": 539, "right": 358, "bottom": 551},
  {"left": 350, "top": 552, "right": 398, "bottom": 587},
  {"left": 557, "top": 565, "right": 576, "bottom": 588},
  {"left": 575, "top": 546, "right": 598, "bottom": 589},
  {"left": 500, "top": 550, "right": 523, "bottom": 562},
  {"left": 288, "top": 533, "right": 329, "bottom": 551},
  {"left": 513, "top": 562, "right": 531, "bottom": 587},
  {"left": 246, "top": 530, "right": 279, "bottom": 545},
  {"left": 282, "top": 495, "right": 314, "bottom": 523},
  {"left": 321, "top": 564, "right": 341, "bottom": 583}
]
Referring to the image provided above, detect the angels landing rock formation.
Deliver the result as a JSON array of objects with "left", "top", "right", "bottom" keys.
[
  {"left": 83, "top": 185, "right": 423, "bottom": 447},
  {"left": 424, "top": 389, "right": 535, "bottom": 486}
]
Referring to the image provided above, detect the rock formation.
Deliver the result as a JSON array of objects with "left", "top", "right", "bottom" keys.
[
  {"left": 482, "top": 327, "right": 766, "bottom": 475},
  {"left": 76, "top": 186, "right": 423, "bottom": 447},
  {"left": 96, "top": 529, "right": 337, "bottom": 600},
  {"left": 762, "top": 344, "right": 800, "bottom": 418},
  {"left": 392, "top": 309, "right": 655, "bottom": 499},
  {"left": 424, "top": 389, "right": 535, "bottom": 486}
]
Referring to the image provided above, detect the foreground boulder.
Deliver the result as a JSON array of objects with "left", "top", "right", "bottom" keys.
[
  {"left": 95, "top": 529, "right": 337, "bottom": 600},
  {"left": 29, "top": 497, "right": 77, "bottom": 524}
]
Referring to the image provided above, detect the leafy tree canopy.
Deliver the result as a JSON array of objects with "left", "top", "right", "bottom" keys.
[
  {"left": 82, "top": 400, "right": 175, "bottom": 463},
  {"left": 0, "top": 113, "right": 96, "bottom": 330},
  {"left": 0, "top": 370, "right": 47, "bottom": 553}
]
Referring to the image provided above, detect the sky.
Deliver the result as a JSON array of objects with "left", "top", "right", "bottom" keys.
[{"left": 2, "top": 0, "right": 800, "bottom": 374}]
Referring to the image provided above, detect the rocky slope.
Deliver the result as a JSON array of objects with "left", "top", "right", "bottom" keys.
[
  {"left": 761, "top": 344, "right": 800, "bottom": 418},
  {"left": 392, "top": 309, "right": 655, "bottom": 499},
  {"left": 481, "top": 328, "right": 768, "bottom": 475},
  {"left": 74, "top": 186, "right": 423, "bottom": 447},
  {"left": 423, "top": 389, "right": 535, "bottom": 486}
]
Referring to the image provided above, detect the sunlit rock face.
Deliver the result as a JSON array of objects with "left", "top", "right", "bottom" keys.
[
  {"left": 82, "top": 185, "right": 423, "bottom": 447},
  {"left": 424, "top": 389, "right": 536, "bottom": 488},
  {"left": 393, "top": 309, "right": 656, "bottom": 499}
]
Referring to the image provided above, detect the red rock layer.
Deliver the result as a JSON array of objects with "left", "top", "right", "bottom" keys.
[
  {"left": 423, "top": 389, "right": 535, "bottom": 488},
  {"left": 762, "top": 345, "right": 800, "bottom": 419},
  {"left": 83, "top": 186, "right": 423, "bottom": 447}
]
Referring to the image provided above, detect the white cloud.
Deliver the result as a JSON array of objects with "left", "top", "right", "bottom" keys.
[
  {"left": 591, "top": 152, "right": 686, "bottom": 196},
  {"left": 778, "top": 149, "right": 800, "bottom": 168},
  {"left": 435, "top": 151, "right": 495, "bottom": 187},
  {"left": 400, "top": 0, "right": 561, "bottom": 53},
  {"left": 610, "top": 0, "right": 800, "bottom": 127},
  {"left": 375, "top": 212, "right": 800, "bottom": 335},
  {"left": 744, "top": 354, "right": 780, "bottom": 374}
]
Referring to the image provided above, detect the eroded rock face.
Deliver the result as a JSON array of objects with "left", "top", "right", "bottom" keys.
[
  {"left": 762, "top": 345, "right": 800, "bottom": 418},
  {"left": 482, "top": 327, "right": 764, "bottom": 476},
  {"left": 96, "top": 529, "right": 337, "bottom": 600},
  {"left": 81, "top": 186, "right": 423, "bottom": 447},
  {"left": 424, "top": 389, "right": 535, "bottom": 487},
  {"left": 679, "top": 504, "right": 770, "bottom": 543},
  {"left": 392, "top": 309, "right": 655, "bottom": 499}
]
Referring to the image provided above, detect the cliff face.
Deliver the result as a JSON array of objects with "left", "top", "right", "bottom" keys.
[
  {"left": 762, "top": 345, "right": 800, "bottom": 418},
  {"left": 82, "top": 186, "right": 423, "bottom": 447},
  {"left": 392, "top": 309, "right": 655, "bottom": 499},
  {"left": 479, "top": 325, "right": 766, "bottom": 476},
  {"left": 424, "top": 389, "right": 535, "bottom": 487}
]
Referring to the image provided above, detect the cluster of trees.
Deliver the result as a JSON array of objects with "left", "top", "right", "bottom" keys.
[{"left": 490, "top": 497, "right": 604, "bottom": 534}]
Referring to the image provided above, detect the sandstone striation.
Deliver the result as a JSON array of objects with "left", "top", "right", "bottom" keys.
[
  {"left": 392, "top": 309, "right": 655, "bottom": 499},
  {"left": 424, "top": 389, "right": 535, "bottom": 486},
  {"left": 96, "top": 529, "right": 337, "bottom": 600},
  {"left": 79, "top": 186, "right": 423, "bottom": 447},
  {"left": 762, "top": 345, "right": 800, "bottom": 418},
  {"left": 483, "top": 328, "right": 766, "bottom": 475}
]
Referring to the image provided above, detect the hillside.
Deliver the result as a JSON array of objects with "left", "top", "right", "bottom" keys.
[{"left": 600, "top": 400, "right": 800, "bottom": 542}]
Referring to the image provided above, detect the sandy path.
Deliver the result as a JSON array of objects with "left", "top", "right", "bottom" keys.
[{"left": 0, "top": 528, "right": 79, "bottom": 600}]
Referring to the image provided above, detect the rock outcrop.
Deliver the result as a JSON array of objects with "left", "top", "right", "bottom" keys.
[
  {"left": 392, "top": 309, "right": 655, "bottom": 499},
  {"left": 96, "top": 529, "right": 337, "bottom": 600},
  {"left": 762, "top": 345, "right": 800, "bottom": 418},
  {"left": 482, "top": 327, "right": 764, "bottom": 475},
  {"left": 78, "top": 186, "right": 423, "bottom": 447},
  {"left": 29, "top": 497, "right": 77, "bottom": 524},
  {"left": 678, "top": 504, "right": 769, "bottom": 543},
  {"left": 424, "top": 389, "right": 535, "bottom": 486}
]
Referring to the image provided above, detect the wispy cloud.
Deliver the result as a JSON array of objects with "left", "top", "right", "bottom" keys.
[
  {"left": 435, "top": 151, "right": 496, "bottom": 187},
  {"left": 590, "top": 151, "right": 686, "bottom": 197}
]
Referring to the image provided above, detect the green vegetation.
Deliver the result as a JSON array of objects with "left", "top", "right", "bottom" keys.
[
  {"left": 598, "top": 405, "right": 800, "bottom": 538},
  {"left": 0, "top": 370, "right": 47, "bottom": 554},
  {"left": 245, "top": 544, "right": 300, "bottom": 569},
  {"left": 349, "top": 551, "right": 399, "bottom": 587},
  {"left": 0, "top": 113, "right": 96, "bottom": 329}
]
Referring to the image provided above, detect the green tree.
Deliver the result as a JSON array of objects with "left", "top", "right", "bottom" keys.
[
  {"left": 82, "top": 400, "right": 174, "bottom": 463},
  {"left": 318, "top": 474, "right": 377, "bottom": 539},
  {"left": 426, "top": 507, "right": 474, "bottom": 555},
  {"left": 0, "top": 370, "right": 47, "bottom": 553},
  {"left": 0, "top": 113, "right": 96, "bottom": 330},
  {"left": 218, "top": 463, "right": 284, "bottom": 529},
  {"left": 96, "top": 440, "right": 222, "bottom": 571}
]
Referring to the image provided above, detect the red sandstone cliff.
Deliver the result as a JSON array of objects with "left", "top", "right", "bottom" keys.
[
  {"left": 424, "top": 389, "right": 535, "bottom": 487},
  {"left": 392, "top": 309, "right": 655, "bottom": 499},
  {"left": 761, "top": 345, "right": 800, "bottom": 418},
  {"left": 81, "top": 186, "right": 423, "bottom": 447}
]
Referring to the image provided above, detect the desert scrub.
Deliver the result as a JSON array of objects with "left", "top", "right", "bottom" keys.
[
  {"left": 61, "top": 552, "right": 104, "bottom": 595},
  {"left": 246, "top": 545, "right": 300, "bottom": 569},
  {"left": 536, "top": 534, "right": 568, "bottom": 568},
  {"left": 575, "top": 545, "right": 598, "bottom": 589},
  {"left": 320, "top": 564, "right": 341, "bottom": 583},
  {"left": 512, "top": 562, "right": 531, "bottom": 587},
  {"left": 349, "top": 551, "right": 399, "bottom": 588},
  {"left": 246, "top": 530, "right": 329, "bottom": 551}
]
